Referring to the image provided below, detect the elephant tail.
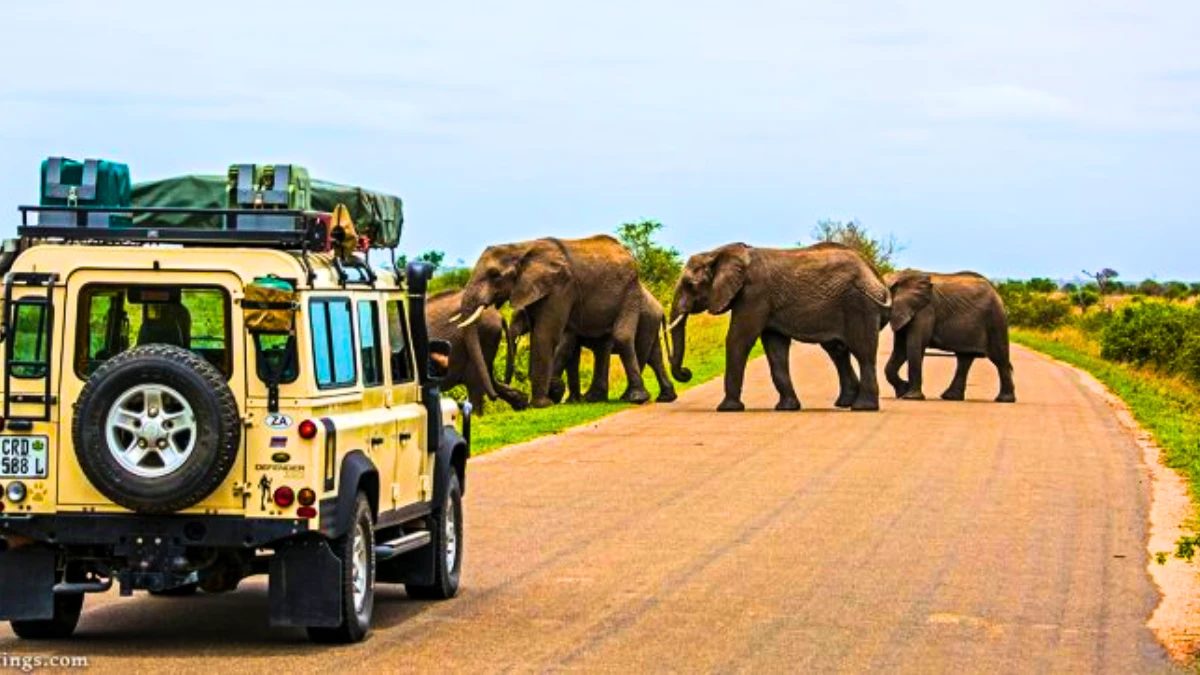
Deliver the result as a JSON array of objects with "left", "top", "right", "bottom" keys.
[{"left": 855, "top": 278, "right": 893, "bottom": 330}]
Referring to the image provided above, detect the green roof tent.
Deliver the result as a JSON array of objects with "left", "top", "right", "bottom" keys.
[{"left": 130, "top": 175, "right": 403, "bottom": 249}]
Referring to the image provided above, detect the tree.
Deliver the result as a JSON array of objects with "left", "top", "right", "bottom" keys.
[
  {"left": 806, "top": 219, "right": 903, "bottom": 274},
  {"left": 1026, "top": 277, "right": 1057, "bottom": 293},
  {"left": 616, "top": 220, "right": 682, "bottom": 300},
  {"left": 396, "top": 249, "right": 446, "bottom": 271},
  {"left": 1082, "top": 268, "right": 1119, "bottom": 295}
]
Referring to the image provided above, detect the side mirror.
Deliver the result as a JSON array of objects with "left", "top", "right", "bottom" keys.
[{"left": 428, "top": 339, "right": 452, "bottom": 381}]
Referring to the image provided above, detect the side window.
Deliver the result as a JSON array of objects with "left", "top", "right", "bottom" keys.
[
  {"left": 386, "top": 300, "right": 415, "bottom": 383},
  {"left": 310, "top": 298, "right": 357, "bottom": 388},
  {"left": 358, "top": 301, "right": 383, "bottom": 387},
  {"left": 9, "top": 301, "right": 50, "bottom": 379}
]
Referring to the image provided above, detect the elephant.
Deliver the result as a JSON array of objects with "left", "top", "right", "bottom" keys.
[
  {"left": 668, "top": 242, "right": 891, "bottom": 412},
  {"left": 507, "top": 283, "right": 678, "bottom": 404},
  {"left": 456, "top": 236, "right": 651, "bottom": 408},
  {"left": 883, "top": 270, "right": 1016, "bottom": 403},
  {"left": 427, "top": 289, "right": 528, "bottom": 415}
]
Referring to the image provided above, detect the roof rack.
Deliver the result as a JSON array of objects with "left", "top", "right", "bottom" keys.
[{"left": 17, "top": 205, "right": 329, "bottom": 250}]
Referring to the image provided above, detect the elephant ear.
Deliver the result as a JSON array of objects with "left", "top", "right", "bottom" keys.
[
  {"left": 511, "top": 243, "right": 571, "bottom": 314},
  {"left": 889, "top": 270, "right": 933, "bottom": 331},
  {"left": 708, "top": 244, "right": 751, "bottom": 314}
]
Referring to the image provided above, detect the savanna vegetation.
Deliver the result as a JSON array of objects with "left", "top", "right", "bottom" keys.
[{"left": 998, "top": 271, "right": 1200, "bottom": 559}]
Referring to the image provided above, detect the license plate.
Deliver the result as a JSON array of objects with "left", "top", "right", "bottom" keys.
[{"left": 0, "top": 435, "right": 48, "bottom": 478}]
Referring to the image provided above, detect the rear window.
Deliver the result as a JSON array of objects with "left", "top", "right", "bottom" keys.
[
  {"left": 9, "top": 301, "right": 50, "bottom": 379},
  {"left": 75, "top": 286, "right": 231, "bottom": 378}
]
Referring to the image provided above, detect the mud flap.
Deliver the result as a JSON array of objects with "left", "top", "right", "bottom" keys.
[
  {"left": 268, "top": 537, "right": 342, "bottom": 628},
  {"left": 0, "top": 547, "right": 56, "bottom": 620}
]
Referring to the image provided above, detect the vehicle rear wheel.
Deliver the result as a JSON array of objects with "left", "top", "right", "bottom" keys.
[
  {"left": 72, "top": 344, "right": 240, "bottom": 514},
  {"left": 406, "top": 472, "right": 463, "bottom": 600},
  {"left": 307, "top": 493, "right": 375, "bottom": 644},
  {"left": 10, "top": 570, "right": 84, "bottom": 640}
]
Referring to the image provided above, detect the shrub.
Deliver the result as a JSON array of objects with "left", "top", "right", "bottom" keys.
[
  {"left": 1003, "top": 290, "right": 1072, "bottom": 330},
  {"left": 616, "top": 220, "right": 682, "bottom": 303},
  {"left": 1100, "top": 301, "right": 1200, "bottom": 381},
  {"left": 1027, "top": 277, "right": 1058, "bottom": 293}
]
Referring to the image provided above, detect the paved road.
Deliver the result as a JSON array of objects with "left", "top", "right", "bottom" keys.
[{"left": 0, "top": 344, "right": 1180, "bottom": 673}]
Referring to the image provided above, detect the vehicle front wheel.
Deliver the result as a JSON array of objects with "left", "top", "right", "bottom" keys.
[
  {"left": 406, "top": 472, "right": 463, "bottom": 600},
  {"left": 307, "top": 493, "right": 375, "bottom": 644}
]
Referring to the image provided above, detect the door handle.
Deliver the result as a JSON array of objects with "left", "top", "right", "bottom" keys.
[
  {"left": 398, "top": 432, "right": 413, "bottom": 442},
  {"left": 370, "top": 437, "right": 385, "bottom": 447}
]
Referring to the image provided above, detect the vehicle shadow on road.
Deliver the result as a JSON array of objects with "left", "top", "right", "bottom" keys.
[{"left": 0, "top": 584, "right": 434, "bottom": 654}]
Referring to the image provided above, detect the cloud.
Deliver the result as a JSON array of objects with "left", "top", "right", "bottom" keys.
[{"left": 927, "top": 85, "right": 1076, "bottom": 122}]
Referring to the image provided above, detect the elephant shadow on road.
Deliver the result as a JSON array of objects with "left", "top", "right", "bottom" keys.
[{"left": 0, "top": 584, "right": 437, "bottom": 654}]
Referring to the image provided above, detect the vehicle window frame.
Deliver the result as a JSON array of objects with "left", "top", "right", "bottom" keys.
[
  {"left": 72, "top": 283, "right": 233, "bottom": 380},
  {"left": 357, "top": 300, "right": 384, "bottom": 388},
  {"left": 8, "top": 299, "right": 51, "bottom": 380},
  {"left": 386, "top": 299, "right": 416, "bottom": 385},
  {"left": 309, "top": 296, "right": 358, "bottom": 390}
]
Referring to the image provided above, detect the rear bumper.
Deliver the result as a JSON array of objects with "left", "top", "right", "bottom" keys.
[{"left": 0, "top": 513, "right": 309, "bottom": 548}]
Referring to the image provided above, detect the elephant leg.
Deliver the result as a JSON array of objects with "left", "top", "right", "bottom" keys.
[
  {"left": 762, "top": 330, "right": 800, "bottom": 411},
  {"left": 941, "top": 354, "right": 975, "bottom": 401},
  {"left": 821, "top": 340, "right": 858, "bottom": 408},
  {"left": 548, "top": 334, "right": 576, "bottom": 404},
  {"left": 529, "top": 312, "right": 569, "bottom": 409},
  {"left": 583, "top": 339, "right": 613, "bottom": 403},
  {"left": 846, "top": 317, "right": 881, "bottom": 411},
  {"left": 900, "top": 331, "right": 928, "bottom": 401},
  {"left": 718, "top": 310, "right": 764, "bottom": 412},
  {"left": 990, "top": 344, "right": 1017, "bottom": 403},
  {"left": 647, "top": 337, "right": 677, "bottom": 403},
  {"left": 613, "top": 310, "right": 650, "bottom": 405},
  {"left": 884, "top": 329, "right": 909, "bottom": 398}
]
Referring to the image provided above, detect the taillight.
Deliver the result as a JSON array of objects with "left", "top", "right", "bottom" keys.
[
  {"left": 298, "top": 488, "right": 316, "bottom": 506},
  {"left": 298, "top": 419, "right": 318, "bottom": 440},
  {"left": 297, "top": 506, "right": 317, "bottom": 519},
  {"left": 273, "top": 486, "right": 295, "bottom": 508}
]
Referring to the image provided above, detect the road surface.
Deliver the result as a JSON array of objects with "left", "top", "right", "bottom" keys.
[{"left": 0, "top": 344, "right": 1180, "bottom": 673}]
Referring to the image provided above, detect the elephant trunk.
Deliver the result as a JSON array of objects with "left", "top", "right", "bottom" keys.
[
  {"left": 463, "top": 320, "right": 500, "bottom": 401},
  {"left": 502, "top": 315, "right": 517, "bottom": 385},
  {"left": 668, "top": 298, "right": 692, "bottom": 383}
]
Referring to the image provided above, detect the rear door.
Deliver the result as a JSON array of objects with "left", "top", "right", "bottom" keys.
[
  {"left": 384, "top": 296, "right": 427, "bottom": 510},
  {"left": 55, "top": 271, "right": 247, "bottom": 511}
]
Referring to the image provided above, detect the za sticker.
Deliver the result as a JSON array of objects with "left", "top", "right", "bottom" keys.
[{"left": 265, "top": 414, "right": 293, "bottom": 430}]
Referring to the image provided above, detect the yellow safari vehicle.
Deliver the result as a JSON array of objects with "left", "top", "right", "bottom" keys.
[{"left": 0, "top": 161, "right": 470, "bottom": 643}]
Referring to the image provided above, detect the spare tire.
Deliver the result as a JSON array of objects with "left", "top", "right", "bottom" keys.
[{"left": 72, "top": 344, "right": 240, "bottom": 514}]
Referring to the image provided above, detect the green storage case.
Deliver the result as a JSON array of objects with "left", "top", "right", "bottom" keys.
[
  {"left": 39, "top": 157, "right": 132, "bottom": 227},
  {"left": 226, "top": 164, "right": 312, "bottom": 232}
]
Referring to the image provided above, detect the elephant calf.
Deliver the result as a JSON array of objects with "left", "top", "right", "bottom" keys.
[
  {"left": 508, "top": 283, "right": 678, "bottom": 404},
  {"left": 428, "top": 290, "right": 528, "bottom": 415},
  {"left": 884, "top": 270, "right": 1016, "bottom": 403}
]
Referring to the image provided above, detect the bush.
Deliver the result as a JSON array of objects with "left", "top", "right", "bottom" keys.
[
  {"left": 1101, "top": 301, "right": 1200, "bottom": 381},
  {"left": 1003, "top": 290, "right": 1072, "bottom": 330},
  {"left": 1027, "top": 277, "right": 1058, "bottom": 293}
]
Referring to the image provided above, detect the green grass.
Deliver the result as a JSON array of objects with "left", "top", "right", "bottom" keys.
[
  {"left": 468, "top": 313, "right": 760, "bottom": 454},
  {"left": 1013, "top": 327, "right": 1200, "bottom": 512}
]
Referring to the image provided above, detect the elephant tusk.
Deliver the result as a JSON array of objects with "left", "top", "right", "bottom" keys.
[
  {"left": 667, "top": 314, "right": 686, "bottom": 331},
  {"left": 458, "top": 305, "right": 487, "bottom": 328},
  {"left": 448, "top": 313, "right": 462, "bottom": 324}
]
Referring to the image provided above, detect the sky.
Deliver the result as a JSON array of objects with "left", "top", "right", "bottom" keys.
[{"left": 1, "top": 1, "right": 1198, "bottom": 281}]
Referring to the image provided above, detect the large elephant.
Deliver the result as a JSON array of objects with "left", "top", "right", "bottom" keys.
[
  {"left": 428, "top": 289, "right": 528, "bottom": 415},
  {"left": 669, "top": 242, "right": 891, "bottom": 412},
  {"left": 508, "top": 283, "right": 678, "bottom": 404},
  {"left": 456, "top": 236, "right": 650, "bottom": 408},
  {"left": 883, "top": 270, "right": 1016, "bottom": 403}
]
